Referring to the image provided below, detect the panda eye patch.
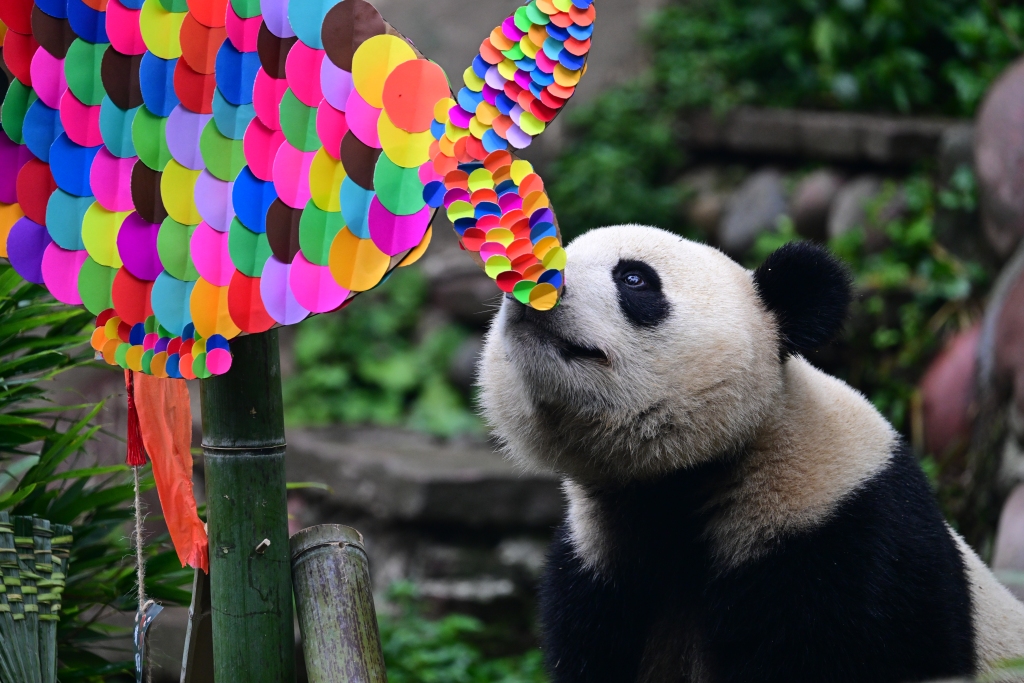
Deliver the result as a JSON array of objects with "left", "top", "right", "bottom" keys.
[{"left": 612, "top": 260, "right": 670, "bottom": 327}]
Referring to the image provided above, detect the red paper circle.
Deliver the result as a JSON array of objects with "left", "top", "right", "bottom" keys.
[
  {"left": 228, "top": 270, "right": 275, "bottom": 333},
  {"left": 174, "top": 58, "right": 217, "bottom": 114},
  {"left": 16, "top": 159, "right": 57, "bottom": 225},
  {"left": 111, "top": 267, "right": 154, "bottom": 326}
]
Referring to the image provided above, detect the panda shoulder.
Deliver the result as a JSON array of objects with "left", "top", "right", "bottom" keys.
[{"left": 709, "top": 356, "right": 898, "bottom": 567}]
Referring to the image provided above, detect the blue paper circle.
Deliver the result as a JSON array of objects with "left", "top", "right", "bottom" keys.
[
  {"left": 46, "top": 189, "right": 92, "bottom": 249},
  {"left": 49, "top": 133, "right": 102, "bottom": 196},
  {"left": 212, "top": 89, "right": 255, "bottom": 140},
  {"left": 36, "top": 0, "right": 69, "bottom": 19},
  {"left": 339, "top": 177, "right": 373, "bottom": 239},
  {"left": 231, "top": 167, "right": 277, "bottom": 233},
  {"left": 151, "top": 271, "right": 196, "bottom": 337},
  {"left": 99, "top": 97, "right": 140, "bottom": 158},
  {"left": 215, "top": 40, "right": 261, "bottom": 105},
  {"left": 287, "top": 0, "right": 343, "bottom": 49},
  {"left": 67, "top": 0, "right": 108, "bottom": 43},
  {"left": 23, "top": 100, "right": 64, "bottom": 162},
  {"left": 139, "top": 53, "right": 180, "bottom": 118}
]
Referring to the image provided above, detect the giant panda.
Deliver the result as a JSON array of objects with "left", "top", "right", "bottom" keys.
[{"left": 478, "top": 225, "right": 1024, "bottom": 683}]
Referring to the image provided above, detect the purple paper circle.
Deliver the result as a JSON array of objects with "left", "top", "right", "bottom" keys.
[
  {"left": 7, "top": 217, "right": 52, "bottom": 284},
  {"left": 116, "top": 212, "right": 163, "bottom": 281},
  {"left": 166, "top": 105, "right": 213, "bottom": 171},
  {"left": 260, "top": 0, "right": 295, "bottom": 38},
  {"left": 194, "top": 170, "right": 235, "bottom": 231},
  {"left": 321, "top": 60, "right": 353, "bottom": 111},
  {"left": 367, "top": 196, "right": 430, "bottom": 256},
  {"left": 259, "top": 255, "right": 310, "bottom": 325},
  {"left": 0, "top": 133, "right": 34, "bottom": 204}
]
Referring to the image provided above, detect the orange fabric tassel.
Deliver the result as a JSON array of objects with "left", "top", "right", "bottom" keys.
[{"left": 130, "top": 371, "right": 209, "bottom": 573}]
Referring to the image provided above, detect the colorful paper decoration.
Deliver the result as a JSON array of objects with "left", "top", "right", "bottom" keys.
[{"left": 0, "top": 0, "right": 592, "bottom": 377}]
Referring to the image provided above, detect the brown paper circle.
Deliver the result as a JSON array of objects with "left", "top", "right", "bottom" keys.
[
  {"left": 32, "top": 6, "right": 76, "bottom": 59},
  {"left": 265, "top": 199, "right": 302, "bottom": 264},
  {"left": 131, "top": 161, "right": 168, "bottom": 224},
  {"left": 101, "top": 47, "right": 144, "bottom": 110},
  {"left": 321, "top": 0, "right": 386, "bottom": 71},
  {"left": 256, "top": 21, "right": 297, "bottom": 80},
  {"left": 340, "top": 131, "right": 381, "bottom": 190}
]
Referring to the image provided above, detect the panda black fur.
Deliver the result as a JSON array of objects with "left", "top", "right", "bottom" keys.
[{"left": 478, "top": 226, "right": 1024, "bottom": 683}]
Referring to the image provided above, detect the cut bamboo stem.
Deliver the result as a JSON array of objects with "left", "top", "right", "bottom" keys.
[
  {"left": 0, "top": 512, "right": 24, "bottom": 682},
  {"left": 14, "top": 516, "right": 41, "bottom": 683},
  {"left": 200, "top": 330, "right": 295, "bottom": 683},
  {"left": 32, "top": 517, "right": 56, "bottom": 683}
]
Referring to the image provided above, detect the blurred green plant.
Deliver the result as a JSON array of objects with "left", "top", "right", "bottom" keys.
[
  {"left": 284, "top": 267, "right": 481, "bottom": 436},
  {"left": 379, "top": 582, "right": 547, "bottom": 683},
  {"left": 0, "top": 264, "right": 191, "bottom": 681}
]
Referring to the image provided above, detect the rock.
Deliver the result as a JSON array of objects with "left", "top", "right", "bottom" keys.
[
  {"left": 993, "top": 484, "right": 1024, "bottom": 601},
  {"left": 827, "top": 176, "right": 880, "bottom": 240},
  {"left": 687, "top": 192, "right": 726, "bottom": 237},
  {"left": 284, "top": 426, "right": 562, "bottom": 527},
  {"left": 448, "top": 333, "right": 484, "bottom": 396},
  {"left": 975, "top": 57, "right": 1024, "bottom": 259},
  {"left": 919, "top": 324, "right": 981, "bottom": 458},
  {"left": 717, "top": 169, "right": 787, "bottom": 254},
  {"left": 790, "top": 169, "right": 844, "bottom": 240}
]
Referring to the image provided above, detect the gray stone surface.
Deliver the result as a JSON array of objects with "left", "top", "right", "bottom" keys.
[
  {"left": 790, "top": 169, "right": 844, "bottom": 240},
  {"left": 284, "top": 427, "right": 562, "bottom": 527},
  {"left": 718, "top": 169, "right": 787, "bottom": 254},
  {"left": 976, "top": 57, "right": 1024, "bottom": 259},
  {"left": 827, "top": 176, "right": 880, "bottom": 240},
  {"left": 685, "top": 107, "right": 962, "bottom": 166}
]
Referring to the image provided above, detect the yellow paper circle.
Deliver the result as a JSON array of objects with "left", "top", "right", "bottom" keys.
[
  {"left": 310, "top": 148, "right": 347, "bottom": 211},
  {"left": 126, "top": 345, "right": 144, "bottom": 372},
  {"left": 150, "top": 351, "right": 168, "bottom": 378},
  {"left": 497, "top": 59, "right": 517, "bottom": 81},
  {"left": 468, "top": 168, "right": 494, "bottom": 192},
  {"left": 519, "top": 112, "right": 546, "bottom": 136},
  {"left": 533, "top": 235, "right": 559, "bottom": 259},
  {"left": 447, "top": 200, "right": 473, "bottom": 222},
  {"left": 468, "top": 117, "right": 490, "bottom": 140},
  {"left": 351, "top": 34, "right": 417, "bottom": 109},
  {"left": 82, "top": 202, "right": 129, "bottom": 267},
  {"left": 161, "top": 159, "right": 202, "bottom": 225},
  {"left": 529, "top": 282, "right": 559, "bottom": 310},
  {"left": 463, "top": 67, "right": 484, "bottom": 93},
  {"left": 485, "top": 228, "right": 514, "bottom": 247},
  {"left": 475, "top": 102, "right": 499, "bottom": 126},
  {"left": 554, "top": 64, "right": 582, "bottom": 88},
  {"left": 104, "top": 316, "right": 122, "bottom": 339},
  {"left": 0, "top": 202, "right": 25, "bottom": 258},
  {"left": 190, "top": 277, "right": 241, "bottom": 340},
  {"left": 328, "top": 227, "right": 390, "bottom": 291},
  {"left": 445, "top": 120, "right": 469, "bottom": 142},
  {"left": 399, "top": 225, "right": 432, "bottom": 267},
  {"left": 485, "top": 255, "right": 511, "bottom": 278},
  {"left": 520, "top": 37, "right": 540, "bottom": 59},
  {"left": 510, "top": 159, "right": 534, "bottom": 184},
  {"left": 378, "top": 111, "right": 433, "bottom": 168},
  {"left": 542, "top": 246, "right": 567, "bottom": 270},
  {"left": 139, "top": 0, "right": 184, "bottom": 60},
  {"left": 433, "top": 97, "right": 455, "bottom": 123}
]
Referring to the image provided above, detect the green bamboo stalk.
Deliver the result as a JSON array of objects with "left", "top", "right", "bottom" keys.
[
  {"left": 0, "top": 513, "right": 21, "bottom": 683},
  {"left": 14, "top": 516, "right": 42, "bottom": 683},
  {"left": 201, "top": 330, "right": 296, "bottom": 683},
  {"left": 49, "top": 525, "right": 71, "bottom": 676},
  {"left": 0, "top": 512, "right": 30, "bottom": 683},
  {"left": 33, "top": 518, "right": 56, "bottom": 683},
  {"left": 290, "top": 525, "right": 387, "bottom": 683}
]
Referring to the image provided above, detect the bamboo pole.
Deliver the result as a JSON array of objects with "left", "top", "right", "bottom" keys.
[
  {"left": 200, "top": 330, "right": 295, "bottom": 683},
  {"left": 32, "top": 517, "right": 56, "bottom": 683},
  {"left": 290, "top": 525, "right": 387, "bottom": 683}
]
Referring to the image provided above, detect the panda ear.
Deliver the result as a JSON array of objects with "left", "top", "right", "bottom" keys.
[{"left": 752, "top": 242, "right": 852, "bottom": 356}]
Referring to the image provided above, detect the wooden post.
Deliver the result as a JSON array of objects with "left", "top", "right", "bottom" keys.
[
  {"left": 201, "top": 330, "right": 295, "bottom": 683},
  {"left": 290, "top": 525, "right": 387, "bottom": 683}
]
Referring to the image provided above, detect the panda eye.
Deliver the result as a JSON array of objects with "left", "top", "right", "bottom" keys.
[{"left": 622, "top": 272, "right": 646, "bottom": 288}]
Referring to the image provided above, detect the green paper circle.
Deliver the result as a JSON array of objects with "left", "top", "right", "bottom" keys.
[
  {"left": 142, "top": 349, "right": 154, "bottom": 373},
  {"left": 132, "top": 106, "right": 172, "bottom": 171},
  {"left": 298, "top": 200, "right": 345, "bottom": 266},
  {"left": 157, "top": 218, "right": 199, "bottom": 281},
  {"left": 65, "top": 39, "right": 110, "bottom": 106},
  {"left": 200, "top": 120, "right": 246, "bottom": 182},
  {"left": 158, "top": 323, "right": 173, "bottom": 338},
  {"left": 230, "top": 0, "right": 261, "bottom": 18},
  {"left": 115, "top": 342, "right": 130, "bottom": 368},
  {"left": 1, "top": 80, "right": 38, "bottom": 144},
  {"left": 78, "top": 257, "right": 116, "bottom": 315},
  {"left": 228, "top": 217, "right": 272, "bottom": 276},
  {"left": 157, "top": 0, "right": 189, "bottom": 11},
  {"left": 525, "top": 1, "right": 550, "bottom": 25},
  {"left": 513, "top": 6, "right": 532, "bottom": 32},
  {"left": 512, "top": 279, "right": 535, "bottom": 304},
  {"left": 144, "top": 315, "right": 157, "bottom": 333},
  {"left": 503, "top": 45, "right": 525, "bottom": 61},
  {"left": 373, "top": 155, "right": 426, "bottom": 216},
  {"left": 279, "top": 88, "right": 321, "bottom": 152},
  {"left": 192, "top": 352, "right": 210, "bottom": 378}
]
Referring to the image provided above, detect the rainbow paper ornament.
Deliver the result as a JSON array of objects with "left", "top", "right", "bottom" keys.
[{"left": 0, "top": 0, "right": 594, "bottom": 377}]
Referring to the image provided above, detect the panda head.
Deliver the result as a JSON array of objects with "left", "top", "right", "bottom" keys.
[{"left": 478, "top": 225, "right": 852, "bottom": 484}]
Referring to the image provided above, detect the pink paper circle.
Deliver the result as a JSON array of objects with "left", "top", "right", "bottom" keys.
[
  {"left": 90, "top": 147, "right": 137, "bottom": 211},
  {"left": 106, "top": 0, "right": 147, "bottom": 55},
  {"left": 367, "top": 196, "right": 431, "bottom": 256},
  {"left": 225, "top": 3, "right": 261, "bottom": 52},
  {"left": 190, "top": 221, "right": 234, "bottom": 285},
  {"left": 253, "top": 68, "right": 287, "bottom": 130},
  {"left": 243, "top": 117, "right": 286, "bottom": 181},
  {"left": 194, "top": 170, "right": 235, "bottom": 231},
  {"left": 418, "top": 160, "right": 442, "bottom": 185},
  {"left": 166, "top": 105, "right": 212, "bottom": 170},
  {"left": 259, "top": 0, "right": 295, "bottom": 39},
  {"left": 320, "top": 59, "right": 353, "bottom": 111},
  {"left": 206, "top": 347, "right": 233, "bottom": 374},
  {"left": 0, "top": 133, "right": 35, "bottom": 204},
  {"left": 315, "top": 102, "right": 347, "bottom": 159},
  {"left": 116, "top": 212, "right": 162, "bottom": 281},
  {"left": 30, "top": 50, "right": 67, "bottom": 109},
  {"left": 479, "top": 241, "right": 505, "bottom": 262},
  {"left": 289, "top": 250, "right": 348, "bottom": 313},
  {"left": 60, "top": 90, "right": 103, "bottom": 147},
  {"left": 285, "top": 42, "right": 325, "bottom": 107},
  {"left": 42, "top": 243, "right": 87, "bottom": 304},
  {"left": 345, "top": 88, "right": 381, "bottom": 148},
  {"left": 259, "top": 255, "right": 309, "bottom": 325},
  {"left": 272, "top": 142, "right": 314, "bottom": 208}
]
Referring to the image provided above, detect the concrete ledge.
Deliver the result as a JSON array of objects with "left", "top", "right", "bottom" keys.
[
  {"left": 284, "top": 427, "right": 562, "bottom": 528},
  {"left": 685, "top": 107, "right": 969, "bottom": 166}
]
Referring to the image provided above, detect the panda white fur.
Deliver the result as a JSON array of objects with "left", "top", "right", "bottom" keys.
[{"left": 478, "top": 225, "right": 1024, "bottom": 683}]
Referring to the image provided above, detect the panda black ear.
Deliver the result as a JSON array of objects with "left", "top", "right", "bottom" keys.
[{"left": 752, "top": 242, "right": 852, "bottom": 357}]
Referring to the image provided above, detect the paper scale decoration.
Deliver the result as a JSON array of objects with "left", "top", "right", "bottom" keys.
[{"left": 0, "top": 0, "right": 594, "bottom": 377}]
